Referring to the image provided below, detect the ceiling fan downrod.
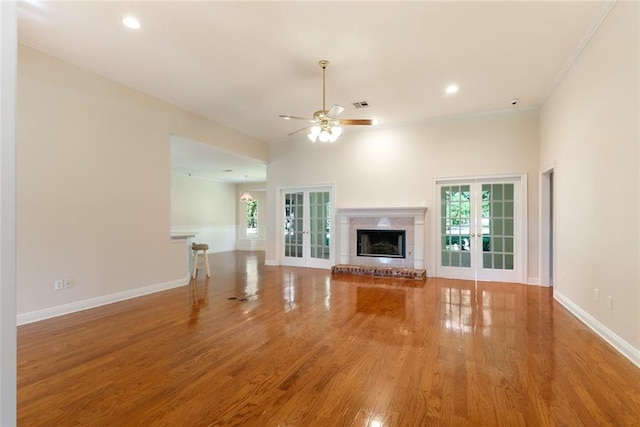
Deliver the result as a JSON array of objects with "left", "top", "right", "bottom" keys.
[{"left": 319, "top": 60, "right": 329, "bottom": 113}]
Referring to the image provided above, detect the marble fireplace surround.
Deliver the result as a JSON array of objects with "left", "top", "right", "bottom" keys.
[{"left": 337, "top": 207, "right": 427, "bottom": 270}]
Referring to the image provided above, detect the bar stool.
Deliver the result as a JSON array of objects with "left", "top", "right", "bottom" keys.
[{"left": 191, "top": 243, "right": 211, "bottom": 278}]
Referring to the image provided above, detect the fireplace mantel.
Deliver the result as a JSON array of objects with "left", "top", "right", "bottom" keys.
[
  {"left": 337, "top": 207, "right": 427, "bottom": 218},
  {"left": 337, "top": 207, "right": 427, "bottom": 269}
]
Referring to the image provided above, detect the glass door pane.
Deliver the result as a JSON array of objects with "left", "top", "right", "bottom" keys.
[
  {"left": 284, "top": 192, "right": 303, "bottom": 259},
  {"left": 309, "top": 191, "right": 330, "bottom": 260},
  {"left": 481, "top": 183, "right": 515, "bottom": 272},
  {"left": 440, "top": 185, "right": 472, "bottom": 269}
]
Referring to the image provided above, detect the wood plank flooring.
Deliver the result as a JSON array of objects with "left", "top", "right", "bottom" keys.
[{"left": 17, "top": 251, "right": 640, "bottom": 426}]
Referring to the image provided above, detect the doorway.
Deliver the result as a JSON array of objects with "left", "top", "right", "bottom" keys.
[
  {"left": 435, "top": 175, "right": 527, "bottom": 283},
  {"left": 281, "top": 186, "right": 334, "bottom": 269}
]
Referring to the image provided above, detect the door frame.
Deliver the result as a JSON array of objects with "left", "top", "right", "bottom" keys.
[
  {"left": 277, "top": 184, "right": 336, "bottom": 269},
  {"left": 432, "top": 173, "right": 528, "bottom": 283},
  {"left": 538, "top": 165, "right": 554, "bottom": 287}
]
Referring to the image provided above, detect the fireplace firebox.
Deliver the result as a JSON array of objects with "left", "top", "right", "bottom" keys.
[{"left": 357, "top": 229, "right": 406, "bottom": 258}]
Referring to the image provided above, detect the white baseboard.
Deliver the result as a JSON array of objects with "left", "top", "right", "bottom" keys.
[
  {"left": 17, "top": 276, "right": 190, "bottom": 326},
  {"left": 264, "top": 259, "right": 278, "bottom": 266},
  {"left": 527, "top": 277, "right": 549, "bottom": 286},
  {"left": 554, "top": 290, "right": 640, "bottom": 369}
]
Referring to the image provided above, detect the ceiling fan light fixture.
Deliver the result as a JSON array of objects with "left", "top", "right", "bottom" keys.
[
  {"left": 319, "top": 130, "right": 331, "bottom": 142},
  {"left": 308, "top": 125, "right": 321, "bottom": 142},
  {"left": 308, "top": 124, "right": 341, "bottom": 143}
]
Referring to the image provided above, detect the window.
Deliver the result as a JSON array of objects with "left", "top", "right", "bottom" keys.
[{"left": 246, "top": 199, "right": 258, "bottom": 238}]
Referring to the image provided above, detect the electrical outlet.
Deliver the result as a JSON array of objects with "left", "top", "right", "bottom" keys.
[
  {"left": 54, "top": 279, "right": 63, "bottom": 291},
  {"left": 608, "top": 296, "right": 614, "bottom": 310},
  {"left": 595, "top": 289, "right": 599, "bottom": 302},
  {"left": 63, "top": 278, "right": 73, "bottom": 289}
]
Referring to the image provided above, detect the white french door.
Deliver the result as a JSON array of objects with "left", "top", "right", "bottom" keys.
[
  {"left": 281, "top": 187, "right": 333, "bottom": 269},
  {"left": 436, "top": 176, "right": 525, "bottom": 283}
]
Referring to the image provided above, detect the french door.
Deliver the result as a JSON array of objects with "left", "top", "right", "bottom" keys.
[
  {"left": 436, "top": 177, "right": 525, "bottom": 282},
  {"left": 281, "top": 187, "right": 333, "bottom": 269}
]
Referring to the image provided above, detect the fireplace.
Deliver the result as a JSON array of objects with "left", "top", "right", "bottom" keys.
[
  {"left": 337, "top": 207, "right": 427, "bottom": 270},
  {"left": 357, "top": 229, "right": 406, "bottom": 258}
]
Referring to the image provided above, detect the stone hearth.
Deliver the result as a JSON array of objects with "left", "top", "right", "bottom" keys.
[{"left": 331, "top": 264, "right": 426, "bottom": 279}]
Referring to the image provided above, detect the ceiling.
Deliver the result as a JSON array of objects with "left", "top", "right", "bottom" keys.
[
  {"left": 17, "top": 1, "right": 613, "bottom": 182},
  {"left": 170, "top": 134, "right": 267, "bottom": 184}
]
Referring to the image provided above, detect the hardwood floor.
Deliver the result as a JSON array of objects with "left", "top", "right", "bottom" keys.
[{"left": 18, "top": 251, "right": 640, "bottom": 426}]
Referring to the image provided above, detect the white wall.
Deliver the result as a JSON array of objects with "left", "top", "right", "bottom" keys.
[
  {"left": 171, "top": 173, "right": 237, "bottom": 253},
  {"left": 0, "top": 1, "right": 17, "bottom": 424},
  {"left": 17, "top": 45, "right": 268, "bottom": 321},
  {"left": 266, "top": 110, "right": 540, "bottom": 278},
  {"left": 540, "top": 2, "right": 640, "bottom": 356}
]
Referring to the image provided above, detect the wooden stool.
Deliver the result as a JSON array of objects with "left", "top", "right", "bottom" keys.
[{"left": 191, "top": 243, "right": 211, "bottom": 278}]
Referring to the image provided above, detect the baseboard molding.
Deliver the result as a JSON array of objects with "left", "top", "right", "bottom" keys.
[
  {"left": 527, "top": 277, "right": 552, "bottom": 287},
  {"left": 554, "top": 290, "right": 640, "bottom": 369},
  {"left": 17, "top": 276, "right": 190, "bottom": 326},
  {"left": 264, "top": 259, "right": 278, "bottom": 266}
]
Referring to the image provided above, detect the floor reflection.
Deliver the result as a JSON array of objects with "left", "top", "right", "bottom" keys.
[
  {"left": 188, "top": 276, "right": 209, "bottom": 326},
  {"left": 244, "top": 254, "right": 259, "bottom": 296},
  {"left": 437, "top": 282, "right": 520, "bottom": 338},
  {"left": 441, "top": 286, "right": 473, "bottom": 333},
  {"left": 356, "top": 286, "right": 406, "bottom": 319},
  {"left": 282, "top": 270, "right": 298, "bottom": 312}
]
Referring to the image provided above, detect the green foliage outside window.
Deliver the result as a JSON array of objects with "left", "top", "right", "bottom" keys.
[{"left": 246, "top": 199, "right": 258, "bottom": 236}]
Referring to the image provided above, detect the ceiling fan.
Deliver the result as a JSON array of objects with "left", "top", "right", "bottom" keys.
[{"left": 279, "top": 60, "right": 376, "bottom": 142}]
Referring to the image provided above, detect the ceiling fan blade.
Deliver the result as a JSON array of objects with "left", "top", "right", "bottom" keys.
[
  {"left": 327, "top": 104, "right": 345, "bottom": 118},
  {"left": 288, "top": 126, "right": 311, "bottom": 136},
  {"left": 339, "top": 119, "right": 376, "bottom": 126},
  {"left": 279, "top": 114, "right": 314, "bottom": 122}
]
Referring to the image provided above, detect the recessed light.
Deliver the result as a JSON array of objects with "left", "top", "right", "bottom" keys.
[
  {"left": 445, "top": 84, "right": 459, "bottom": 94},
  {"left": 122, "top": 16, "right": 141, "bottom": 30}
]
